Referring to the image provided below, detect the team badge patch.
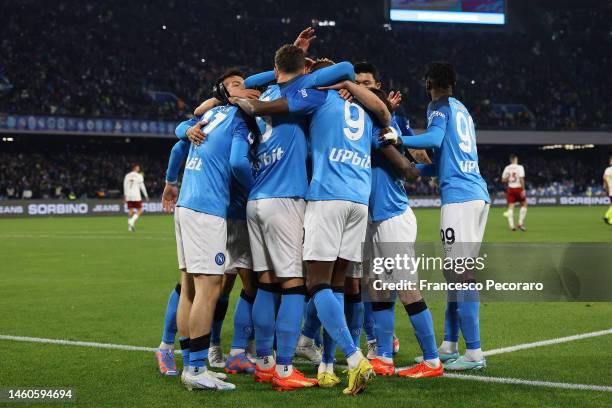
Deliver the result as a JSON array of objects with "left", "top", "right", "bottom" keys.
[{"left": 215, "top": 252, "right": 226, "bottom": 266}]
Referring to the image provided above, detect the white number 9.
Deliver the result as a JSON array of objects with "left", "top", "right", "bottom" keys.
[
  {"left": 456, "top": 111, "right": 476, "bottom": 153},
  {"left": 343, "top": 100, "right": 365, "bottom": 141}
]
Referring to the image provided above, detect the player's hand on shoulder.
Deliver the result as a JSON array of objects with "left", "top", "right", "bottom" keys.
[
  {"left": 162, "top": 183, "right": 179, "bottom": 213},
  {"left": 387, "top": 90, "right": 402, "bottom": 112},
  {"left": 187, "top": 122, "right": 207, "bottom": 145}
]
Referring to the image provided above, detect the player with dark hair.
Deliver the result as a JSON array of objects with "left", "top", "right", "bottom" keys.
[{"left": 400, "top": 61, "right": 490, "bottom": 371}]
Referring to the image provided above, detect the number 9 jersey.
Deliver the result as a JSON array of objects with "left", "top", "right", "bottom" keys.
[{"left": 427, "top": 97, "right": 490, "bottom": 205}]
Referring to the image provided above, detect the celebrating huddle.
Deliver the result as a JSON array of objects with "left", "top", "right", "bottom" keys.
[{"left": 156, "top": 28, "right": 490, "bottom": 395}]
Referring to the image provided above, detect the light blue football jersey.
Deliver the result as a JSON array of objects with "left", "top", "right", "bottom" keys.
[
  {"left": 369, "top": 120, "right": 409, "bottom": 222},
  {"left": 427, "top": 97, "right": 490, "bottom": 205},
  {"left": 176, "top": 105, "right": 250, "bottom": 218},
  {"left": 248, "top": 63, "right": 355, "bottom": 201},
  {"left": 287, "top": 89, "right": 380, "bottom": 205},
  {"left": 248, "top": 77, "right": 313, "bottom": 200}
]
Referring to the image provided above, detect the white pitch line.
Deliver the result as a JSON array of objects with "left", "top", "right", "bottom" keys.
[
  {"left": 484, "top": 328, "right": 612, "bottom": 356},
  {"left": 0, "top": 335, "right": 160, "bottom": 353},
  {"left": 444, "top": 373, "right": 612, "bottom": 392},
  {"left": 3, "top": 329, "right": 612, "bottom": 393}
]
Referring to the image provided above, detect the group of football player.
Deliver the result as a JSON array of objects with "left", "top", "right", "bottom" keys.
[{"left": 154, "top": 27, "right": 491, "bottom": 395}]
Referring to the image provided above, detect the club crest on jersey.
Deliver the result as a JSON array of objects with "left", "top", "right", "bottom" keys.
[
  {"left": 215, "top": 252, "right": 226, "bottom": 266},
  {"left": 329, "top": 148, "right": 371, "bottom": 168}
]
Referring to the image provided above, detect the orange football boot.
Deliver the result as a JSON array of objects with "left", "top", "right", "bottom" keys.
[
  {"left": 370, "top": 357, "right": 395, "bottom": 376},
  {"left": 397, "top": 361, "right": 443, "bottom": 378},
  {"left": 254, "top": 365, "right": 276, "bottom": 383},
  {"left": 272, "top": 368, "right": 318, "bottom": 391}
]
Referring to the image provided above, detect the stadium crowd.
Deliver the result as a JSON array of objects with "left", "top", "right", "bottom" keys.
[
  {"left": 1, "top": 0, "right": 610, "bottom": 130},
  {"left": 0, "top": 139, "right": 607, "bottom": 200}
]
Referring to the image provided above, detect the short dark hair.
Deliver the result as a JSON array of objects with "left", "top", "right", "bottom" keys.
[
  {"left": 510, "top": 154, "right": 518, "bottom": 161},
  {"left": 274, "top": 44, "right": 305, "bottom": 74},
  {"left": 215, "top": 69, "right": 245, "bottom": 86},
  {"left": 354, "top": 62, "right": 380, "bottom": 82},
  {"left": 310, "top": 58, "right": 335, "bottom": 73},
  {"left": 424, "top": 61, "right": 456, "bottom": 90}
]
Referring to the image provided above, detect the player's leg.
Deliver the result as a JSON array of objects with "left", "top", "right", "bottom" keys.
[
  {"left": 208, "top": 273, "right": 235, "bottom": 368},
  {"left": 173, "top": 209, "right": 191, "bottom": 375},
  {"left": 225, "top": 268, "right": 256, "bottom": 374},
  {"left": 179, "top": 208, "right": 234, "bottom": 390},
  {"left": 344, "top": 270, "right": 364, "bottom": 349},
  {"left": 185, "top": 273, "right": 234, "bottom": 390},
  {"left": 264, "top": 198, "right": 316, "bottom": 390},
  {"left": 518, "top": 199, "right": 528, "bottom": 231},
  {"left": 131, "top": 207, "right": 143, "bottom": 227},
  {"left": 295, "top": 294, "right": 323, "bottom": 364},
  {"left": 306, "top": 201, "right": 372, "bottom": 395},
  {"left": 506, "top": 201, "right": 515, "bottom": 231},
  {"left": 363, "top": 301, "right": 377, "bottom": 359},
  {"left": 127, "top": 206, "right": 134, "bottom": 231},
  {"left": 317, "top": 266, "right": 346, "bottom": 388},
  {"left": 443, "top": 201, "right": 489, "bottom": 371},
  {"left": 396, "top": 292, "right": 443, "bottom": 378},
  {"left": 177, "top": 270, "right": 194, "bottom": 380},
  {"left": 606, "top": 202, "right": 612, "bottom": 224},
  {"left": 246, "top": 199, "right": 277, "bottom": 382},
  {"left": 155, "top": 282, "right": 181, "bottom": 376}
]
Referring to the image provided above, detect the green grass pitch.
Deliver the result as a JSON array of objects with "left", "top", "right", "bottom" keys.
[{"left": 1, "top": 206, "right": 611, "bottom": 407}]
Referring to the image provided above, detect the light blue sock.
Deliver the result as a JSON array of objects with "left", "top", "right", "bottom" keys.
[
  {"left": 211, "top": 294, "right": 229, "bottom": 345},
  {"left": 372, "top": 305, "right": 394, "bottom": 358},
  {"left": 363, "top": 301, "right": 376, "bottom": 342},
  {"left": 444, "top": 290, "right": 460, "bottom": 342},
  {"left": 321, "top": 291, "right": 344, "bottom": 364},
  {"left": 179, "top": 337, "right": 190, "bottom": 367},
  {"left": 302, "top": 297, "right": 322, "bottom": 340},
  {"left": 276, "top": 291, "right": 305, "bottom": 366},
  {"left": 313, "top": 288, "right": 356, "bottom": 358},
  {"left": 344, "top": 294, "right": 363, "bottom": 347},
  {"left": 406, "top": 301, "right": 438, "bottom": 360},
  {"left": 231, "top": 290, "right": 254, "bottom": 350},
  {"left": 253, "top": 288, "right": 278, "bottom": 357},
  {"left": 322, "top": 329, "right": 335, "bottom": 364},
  {"left": 161, "top": 284, "right": 180, "bottom": 345},
  {"left": 457, "top": 287, "right": 481, "bottom": 350},
  {"left": 189, "top": 335, "right": 210, "bottom": 368}
]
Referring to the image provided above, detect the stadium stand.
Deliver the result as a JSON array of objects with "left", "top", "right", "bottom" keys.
[{"left": 1, "top": 0, "right": 610, "bottom": 130}]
